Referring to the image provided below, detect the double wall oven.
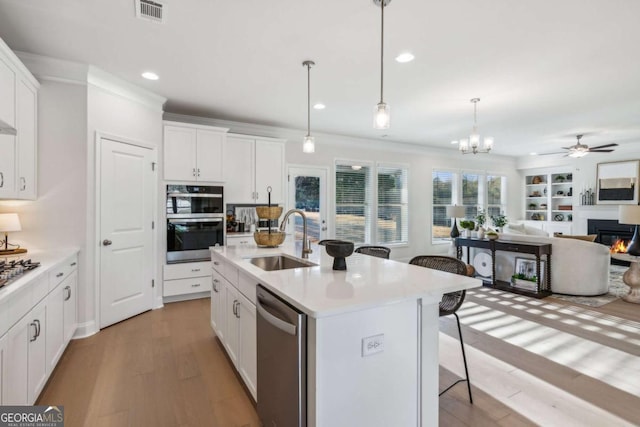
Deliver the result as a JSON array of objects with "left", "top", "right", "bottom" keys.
[{"left": 166, "top": 185, "right": 225, "bottom": 263}]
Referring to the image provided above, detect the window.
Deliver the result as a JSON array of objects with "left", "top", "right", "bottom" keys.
[
  {"left": 335, "top": 161, "right": 409, "bottom": 245},
  {"left": 377, "top": 166, "right": 408, "bottom": 244},
  {"left": 432, "top": 170, "right": 507, "bottom": 243}
]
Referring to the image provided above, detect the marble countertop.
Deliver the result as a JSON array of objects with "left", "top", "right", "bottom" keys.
[
  {"left": 0, "top": 247, "right": 79, "bottom": 302},
  {"left": 211, "top": 242, "right": 482, "bottom": 318}
]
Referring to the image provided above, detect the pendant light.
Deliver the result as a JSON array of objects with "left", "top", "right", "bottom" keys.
[
  {"left": 373, "top": 0, "right": 390, "bottom": 129},
  {"left": 302, "top": 60, "right": 316, "bottom": 153}
]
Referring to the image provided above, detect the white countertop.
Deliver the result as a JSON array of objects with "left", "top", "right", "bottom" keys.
[
  {"left": 0, "top": 247, "right": 79, "bottom": 302},
  {"left": 212, "top": 242, "right": 482, "bottom": 318}
]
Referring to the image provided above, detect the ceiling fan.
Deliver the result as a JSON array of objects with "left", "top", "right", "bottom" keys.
[{"left": 541, "top": 135, "right": 618, "bottom": 158}]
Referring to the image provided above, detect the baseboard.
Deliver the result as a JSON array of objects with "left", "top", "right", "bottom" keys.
[
  {"left": 72, "top": 320, "right": 98, "bottom": 339},
  {"left": 163, "top": 292, "right": 210, "bottom": 304}
]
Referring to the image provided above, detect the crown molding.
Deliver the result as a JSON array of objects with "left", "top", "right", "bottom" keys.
[{"left": 88, "top": 65, "right": 166, "bottom": 112}]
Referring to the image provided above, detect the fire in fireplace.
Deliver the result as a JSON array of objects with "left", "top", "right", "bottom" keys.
[
  {"left": 587, "top": 219, "right": 634, "bottom": 265},
  {"left": 610, "top": 239, "right": 629, "bottom": 254}
]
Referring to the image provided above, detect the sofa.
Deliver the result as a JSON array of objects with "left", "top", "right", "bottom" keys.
[{"left": 484, "top": 224, "right": 611, "bottom": 296}]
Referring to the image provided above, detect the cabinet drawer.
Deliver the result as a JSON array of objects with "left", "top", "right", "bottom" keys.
[
  {"left": 226, "top": 236, "right": 257, "bottom": 248},
  {"left": 31, "top": 273, "right": 49, "bottom": 305},
  {"left": 164, "top": 261, "right": 211, "bottom": 281},
  {"left": 49, "top": 254, "right": 78, "bottom": 291},
  {"left": 163, "top": 277, "right": 211, "bottom": 297},
  {"left": 238, "top": 271, "right": 256, "bottom": 305}
]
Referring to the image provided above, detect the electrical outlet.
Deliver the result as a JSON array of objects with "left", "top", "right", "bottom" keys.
[{"left": 362, "top": 334, "right": 384, "bottom": 357}]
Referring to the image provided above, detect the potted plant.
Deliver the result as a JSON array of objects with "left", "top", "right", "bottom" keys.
[
  {"left": 475, "top": 210, "right": 487, "bottom": 239},
  {"left": 459, "top": 220, "right": 475, "bottom": 237},
  {"left": 528, "top": 203, "right": 537, "bottom": 210},
  {"left": 490, "top": 213, "right": 508, "bottom": 232}
]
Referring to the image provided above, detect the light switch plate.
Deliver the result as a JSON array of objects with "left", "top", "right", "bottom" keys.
[{"left": 362, "top": 334, "right": 384, "bottom": 357}]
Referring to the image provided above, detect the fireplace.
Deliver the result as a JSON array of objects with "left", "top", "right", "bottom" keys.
[{"left": 587, "top": 219, "right": 634, "bottom": 265}]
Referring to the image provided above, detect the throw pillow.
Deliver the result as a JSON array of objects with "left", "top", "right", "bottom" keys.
[{"left": 553, "top": 233, "right": 597, "bottom": 242}]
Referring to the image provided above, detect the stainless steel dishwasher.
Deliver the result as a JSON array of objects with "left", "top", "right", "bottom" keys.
[{"left": 256, "top": 285, "right": 307, "bottom": 427}]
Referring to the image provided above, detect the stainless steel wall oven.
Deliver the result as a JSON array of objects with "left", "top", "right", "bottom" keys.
[{"left": 166, "top": 185, "right": 224, "bottom": 263}]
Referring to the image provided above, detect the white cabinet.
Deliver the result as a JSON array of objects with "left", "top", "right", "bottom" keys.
[
  {"left": 16, "top": 79, "right": 37, "bottom": 199},
  {"left": 0, "top": 38, "right": 39, "bottom": 200},
  {"left": 163, "top": 122, "right": 228, "bottom": 182},
  {"left": 0, "top": 333, "right": 6, "bottom": 404},
  {"left": 3, "top": 300, "right": 47, "bottom": 405},
  {"left": 225, "top": 135, "right": 285, "bottom": 204},
  {"left": 210, "top": 252, "right": 257, "bottom": 400},
  {"left": 46, "top": 269, "right": 78, "bottom": 373},
  {"left": 63, "top": 271, "right": 78, "bottom": 343},
  {"left": 524, "top": 171, "right": 574, "bottom": 235},
  {"left": 0, "top": 54, "right": 15, "bottom": 128},
  {"left": 0, "top": 135, "right": 16, "bottom": 199},
  {"left": 163, "top": 261, "right": 211, "bottom": 299}
]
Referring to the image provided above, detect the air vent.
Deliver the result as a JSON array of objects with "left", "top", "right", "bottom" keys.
[{"left": 135, "top": 0, "right": 165, "bottom": 23}]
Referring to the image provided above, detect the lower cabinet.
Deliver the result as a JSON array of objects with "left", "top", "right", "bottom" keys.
[
  {"left": 46, "top": 271, "right": 78, "bottom": 373},
  {"left": 0, "top": 334, "right": 6, "bottom": 404},
  {"left": 211, "top": 254, "right": 257, "bottom": 400},
  {"left": 3, "top": 300, "right": 47, "bottom": 405},
  {"left": 164, "top": 261, "right": 211, "bottom": 299}
]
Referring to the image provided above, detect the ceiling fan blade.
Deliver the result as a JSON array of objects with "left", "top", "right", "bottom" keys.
[
  {"left": 539, "top": 152, "right": 565, "bottom": 156},
  {"left": 588, "top": 143, "right": 618, "bottom": 150},
  {"left": 588, "top": 149, "right": 615, "bottom": 153},
  {"left": 561, "top": 147, "right": 573, "bottom": 150}
]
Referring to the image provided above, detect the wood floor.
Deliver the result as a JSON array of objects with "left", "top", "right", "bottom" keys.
[{"left": 37, "top": 298, "right": 532, "bottom": 427}]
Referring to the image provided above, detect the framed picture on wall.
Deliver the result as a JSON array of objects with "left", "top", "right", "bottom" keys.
[{"left": 596, "top": 160, "right": 640, "bottom": 204}]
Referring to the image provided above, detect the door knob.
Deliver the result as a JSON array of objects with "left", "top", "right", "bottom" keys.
[{"left": 103, "top": 239, "right": 113, "bottom": 246}]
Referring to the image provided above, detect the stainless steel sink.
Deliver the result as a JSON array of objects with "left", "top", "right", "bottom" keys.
[{"left": 248, "top": 254, "right": 317, "bottom": 271}]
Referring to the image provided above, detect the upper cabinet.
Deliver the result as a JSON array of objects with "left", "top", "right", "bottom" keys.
[
  {"left": 163, "top": 121, "right": 229, "bottom": 182},
  {"left": 0, "top": 38, "right": 39, "bottom": 201},
  {"left": 225, "top": 134, "right": 285, "bottom": 205}
]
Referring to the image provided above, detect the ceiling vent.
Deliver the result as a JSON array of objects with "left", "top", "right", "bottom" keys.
[{"left": 135, "top": 0, "right": 165, "bottom": 23}]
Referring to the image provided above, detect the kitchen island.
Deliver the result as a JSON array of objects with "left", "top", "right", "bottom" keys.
[{"left": 210, "top": 242, "right": 481, "bottom": 427}]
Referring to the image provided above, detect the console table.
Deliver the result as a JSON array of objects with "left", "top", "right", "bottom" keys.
[{"left": 455, "top": 238, "right": 552, "bottom": 298}]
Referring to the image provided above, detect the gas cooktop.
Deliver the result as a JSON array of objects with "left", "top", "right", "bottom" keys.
[{"left": 0, "top": 258, "right": 41, "bottom": 288}]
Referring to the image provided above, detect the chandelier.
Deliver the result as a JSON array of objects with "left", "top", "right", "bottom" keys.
[{"left": 453, "top": 98, "right": 494, "bottom": 155}]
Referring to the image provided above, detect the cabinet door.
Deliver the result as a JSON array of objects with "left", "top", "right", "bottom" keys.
[
  {"left": 0, "top": 135, "right": 16, "bottom": 199},
  {"left": 28, "top": 302, "right": 47, "bottom": 404},
  {"left": 46, "top": 283, "right": 65, "bottom": 375},
  {"left": 237, "top": 292, "right": 257, "bottom": 400},
  {"left": 196, "top": 129, "right": 225, "bottom": 182},
  {"left": 211, "top": 272, "right": 225, "bottom": 341},
  {"left": 63, "top": 271, "right": 78, "bottom": 344},
  {"left": 3, "top": 314, "right": 31, "bottom": 405},
  {"left": 223, "top": 282, "right": 239, "bottom": 367},
  {"left": 224, "top": 136, "right": 255, "bottom": 203},
  {"left": 255, "top": 140, "right": 284, "bottom": 204},
  {"left": 164, "top": 126, "right": 197, "bottom": 181},
  {"left": 16, "top": 79, "right": 37, "bottom": 200},
  {"left": 0, "top": 56, "right": 15, "bottom": 128}
]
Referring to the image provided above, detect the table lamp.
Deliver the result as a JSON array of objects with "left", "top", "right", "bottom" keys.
[
  {"left": 446, "top": 205, "right": 465, "bottom": 238},
  {"left": 619, "top": 205, "right": 640, "bottom": 256},
  {"left": 0, "top": 213, "right": 26, "bottom": 255}
]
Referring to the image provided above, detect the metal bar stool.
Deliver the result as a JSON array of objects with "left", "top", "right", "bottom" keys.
[
  {"left": 354, "top": 245, "right": 391, "bottom": 259},
  {"left": 409, "top": 255, "right": 473, "bottom": 404}
]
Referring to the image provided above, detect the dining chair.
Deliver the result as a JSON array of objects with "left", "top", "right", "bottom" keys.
[{"left": 354, "top": 245, "right": 391, "bottom": 259}]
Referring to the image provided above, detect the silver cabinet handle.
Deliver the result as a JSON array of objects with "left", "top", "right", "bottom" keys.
[
  {"left": 34, "top": 319, "right": 41, "bottom": 338},
  {"left": 235, "top": 301, "right": 240, "bottom": 318},
  {"left": 70, "top": 262, "right": 77, "bottom": 267},
  {"left": 232, "top": 300, "right": 237, "bottom": 316},
  {"left": 256, "top": 303, "right": 297, "bottom": 335},
  {"left": 197, "top": 168, "right": 200, "bottom": 177},
  {"left": 212, "top": 282, "right": 218, "bottom": 292},
  {"left": 0, "top": 172, "right": 3, "bottom": 188},
  {"left": 191, "top": 268, "right": 201, "bottom": 272},
  {"left": 56, "top": 272, "right": 63, "bottom": 278},
  {"left": 30, "top": 322, "right": 38, "bottom": 341},
  {"left": 191, "top": 283, "right": 201, "bottom": 288},
  {"left": 64, "top": 285, "right": 71, "bottom": 301},
  {"left": 103, "top": 239, "right": 112, "bottom": 246},
  {"left": 192, "top": 168, "right": 196, "bottom": 177},
  {"left": 213, "top": 261, "right": 220, "bottom": 266},
  {"left": 20, "top": 177, "right": 26, "bottom": 191}
]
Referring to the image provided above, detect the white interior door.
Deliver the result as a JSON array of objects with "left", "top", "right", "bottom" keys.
[
  {"left": 99, "top": 137, "right": 155, "bottom": 329},
  {"left": 287, "top": 166, "right": 328, "bottom": 242}
]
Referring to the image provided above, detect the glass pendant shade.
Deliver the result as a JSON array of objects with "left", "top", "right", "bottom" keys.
[
  {"left": 470, "top": 132, "right": 480, "bottom": 148},
  {"left": 374, "top": 102, "right": 390, "bottom": 129},
  {"left": 303, "top": 135, "right": 315, "bottom": 153},
  {"left": 459, "top": 138, "right": 469, "bottom": 152},
  {"left": 483, "top": 137, "right": 494, "bottom": 151}
]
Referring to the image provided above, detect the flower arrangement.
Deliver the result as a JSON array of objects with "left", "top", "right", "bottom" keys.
[
  {"left": 459, "top": 220, "right": 476, "bottom": 231},
  {"left": 491, "top": 213, "right": 508, "bottom": 229},
  {"left": 475, "top": 210, "right": 486, "bottom": 229}
]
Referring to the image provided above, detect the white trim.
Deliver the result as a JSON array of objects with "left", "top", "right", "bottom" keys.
[
  {"left": 72, "top": 320, "right": 99, "bottom": 339},
  {"left": 94, "top": 131, "right": 158, "bottom": 331},
  {"left": 16, "top": 51, "right": 88, "bottom": 85},
  {"left": 1, "top": 45, "right": 40, "bottom": 88},
  {"left": 163, "top": 120, "right": 229, "bottom": 133},
  {"left": 88, "top": 66, "right": 166, "bottom": 112}
]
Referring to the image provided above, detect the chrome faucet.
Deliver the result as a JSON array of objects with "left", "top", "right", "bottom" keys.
[{"left": 280, "top": 209, "right": 313, "bottom": 259}]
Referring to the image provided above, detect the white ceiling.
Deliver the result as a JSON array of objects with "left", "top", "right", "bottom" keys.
[{"left": 1, "top": 0, "right": 639, "bottom": 157}]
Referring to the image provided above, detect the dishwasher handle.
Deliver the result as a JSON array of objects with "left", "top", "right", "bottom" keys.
[{"left": 257, "top": 299, "right": 297, "bottom": 336}]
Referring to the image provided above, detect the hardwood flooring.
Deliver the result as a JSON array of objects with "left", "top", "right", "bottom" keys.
[{"left": 37, "top": 297, "right": 531, "bottom": 427}]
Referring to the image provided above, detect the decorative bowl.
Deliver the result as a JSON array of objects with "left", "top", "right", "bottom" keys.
[
  {"left": 255, "top": 206, "right": 283, "bottom": 220},
  {"left": 319, "top": 239, "right": 354, "bottom": 270},
  {"left": 253, "top": 230, "right": 286, "bottom": 247},
  {"left": 486, "top": 233, "right": 499, "bottom": 241}
]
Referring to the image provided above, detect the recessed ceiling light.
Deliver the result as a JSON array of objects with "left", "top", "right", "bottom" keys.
[
  {"left": 141, "top": 71, "right": 159, "bottom": 80},
  {"left": 529, "top": 152, "right": 538, "bottom": 156},
  {"left": 313, "top": 103, "right": 326, "bottom": 110},
  {"left": 395, "top": 52, "right": 415, "bottom": 63}
]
